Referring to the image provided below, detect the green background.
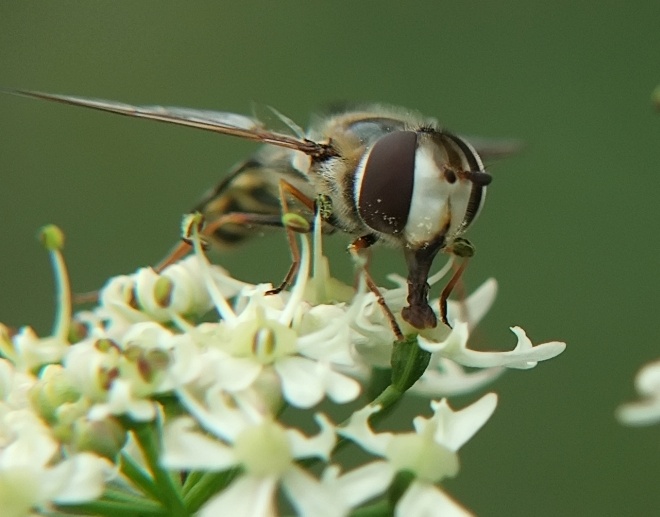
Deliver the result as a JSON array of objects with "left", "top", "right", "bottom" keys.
[{"left": 1, "top": 2, "right": 658, "bottom": 515}]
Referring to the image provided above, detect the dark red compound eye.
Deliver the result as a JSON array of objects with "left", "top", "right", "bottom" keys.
[{"left": 356, "top": 130, "right": 417, "bottom": 235}]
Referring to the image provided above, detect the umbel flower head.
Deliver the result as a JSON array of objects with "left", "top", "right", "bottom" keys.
[{"left": 0, "top": 218, "right": 566, "bottom": 516}]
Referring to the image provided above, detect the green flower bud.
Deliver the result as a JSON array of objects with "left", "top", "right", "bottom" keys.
[{"left": 72, "top": 416, "right": 128, "bottom": 461}]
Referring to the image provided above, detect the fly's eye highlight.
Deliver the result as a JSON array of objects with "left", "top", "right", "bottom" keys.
[{"left": 356, "top": 130, "right": 417, "bottom": 235}]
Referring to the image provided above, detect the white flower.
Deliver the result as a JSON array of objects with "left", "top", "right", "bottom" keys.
[
  {"left": 97, "top": 255, "right": 243, "bottom": 333},
  {"left": 1, "top": 227, "right": 72, "bottom": 373},
  {"left": 396, "top": 482, "right": 473, "bottom": 517},
  {"left": 0, "top": 410, "right": 109, "bottom": 516},
  {"left": 65, "top": 322, "right": 179, "bottom": 421},
  {"left": 617, "top": 359, "right": 660, "bottom": 426},
  {"left": 337, "top": 393, "right": 498, "bottom": 516},
  {"left": 349, "top": 267, "right": 498, "bottom": 371},
  {"left": 178, "top": 225, "right": 361, "bottom": 408},
  {"left": 410, "top": 279, "right": 504, "bottom": 397},
  {"left": 0, "top": 359, "right": 110, "bottom": 516},
  {"left": 418, "top": 324, "right": 566, "bottom": 369},
  {"left": 5, "top": 326, "right": 69, "bottom": 374},
  {"left": 411, "top": 357, "right": 504, "bottom": 398},
  {"left": 163, "top": 390, "right": 340, "bottom": 517},
  {"left": 0, "top": 358, "right": 35, "bottom": 410}
]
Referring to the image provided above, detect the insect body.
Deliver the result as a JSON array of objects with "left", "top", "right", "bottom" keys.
[{"left": 4, "top": 90, "right": 513, "bottom": 337}]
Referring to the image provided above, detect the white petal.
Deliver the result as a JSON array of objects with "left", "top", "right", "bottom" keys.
[
  {"left": 338, "top": 405, "right": 392, "bottom": 457},
  {"left": 634, "top": 359, "right": 660, "bottom": 396},
  {"left": 499, "top": 327, "right": 566, "bottom": 369},
  {"left": 423, "top": 393, "right": 497, "bottom": 451},
  {"left": 280, "top": 235, "right": 310, "bottom": 326},
  {"left": 199, "top": 475, "right": 277, "bottom": 517},
  {"left": 12, "top": 329, "right": 68, "bottom": 372},
  {"left": 212, "top": 355, "right": 263, "bottom": 392},
  {"left": 287, "top": 413, "right": 336, "bottom": 461},
  {"left": 324, "top": 461, "right": 394, "bottom": 508},
  {"left": 323, "top": 367, "right": 361, "bottom": 403},
  {"left": 0, "top": 411, "right": 57, "bottom": 469},
  {"left": 189, "top": 229, "right": 237, "bottom": 324},
  {"left": 177, "top": 386, "right": 249, "bottom": 442},
  {"left": 48, "top": 453, "right": 109, "bottom": 503},
  {"left": 167, "top": 334, "right": 204, "bottom": 385},
  {"left": 418, "top": 323, "right": 566, "bottom": 369},
  {"left": 89, "top": 380, "right": 157, "bottom": 421},
  {"left": 275, "top": 357, "right": 324, "bottom": 408},
  {"left": 616, "top": 399, "right": 660, "bottom": 426},
  {"left": 298, "top": 305, "right": 355, "bottom": 365},
  {"left": 617, "top": 360, "right": 660, "bottom": 425},
  {"left": 396, "top": 481, "right": 473, "bottom": 517},
  {"left": 417, "top": 321, "right": 468, "bottom": 356},
  {"left": 412, "top": 358, "right": 504, "bottom": 397},
  {"left": 282, "top": 465, "right": 343, "bottom": 517},
  {"left": 446, "top": 277, "right": 497, "bottom": 331},
  {"left": 162, "top": 417, "right": 236, "bottom": 470}
]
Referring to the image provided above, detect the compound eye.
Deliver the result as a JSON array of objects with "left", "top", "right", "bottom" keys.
[{"left": 356, "top": 130, "right": 417, "bottom": 235}]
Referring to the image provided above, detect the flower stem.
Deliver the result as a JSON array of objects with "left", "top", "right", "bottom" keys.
[
  {"left": 308, "top": 337, "right": 430, "bottom": 469},
  {"left": 348, "top": 499, "right": 391, "bottom": 517},
  {"left": 367, "top": 335, "right": 431, "bottom": 413},
  {"left": 183, "top": 467, "right": 242, "bottom": 513},
  {"left": 120, "top": 451, "right": 161, "bottom": 501},
  {"left": 389, "top": 334, "right": 431, "bottom": 393},
  {"left": 55, "top": 496, "right": 166, "bottom": 516},
  {"left": 131, "top": 420, "right": 188, "bottom": 516}
]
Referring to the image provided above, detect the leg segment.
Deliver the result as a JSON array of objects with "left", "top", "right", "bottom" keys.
[
  {"left": 438, "top": 258, "right": 469, "bottom": 327},
  {"left": 349, "top": 235, "right": 404, "bottom": 342},
  {"left": 154, "top": 212, "right": 290, "bottom": 273},
  {"left": 264, "top": 179, "right": 316, "bottom": 295}
]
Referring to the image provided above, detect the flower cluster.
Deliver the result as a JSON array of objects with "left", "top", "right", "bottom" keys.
[{"left": 0, "top": 220, "right": 566, "bottom": 516}]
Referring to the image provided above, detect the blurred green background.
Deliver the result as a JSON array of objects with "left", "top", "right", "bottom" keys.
[{"left": 1, "top": 2, "right": 658, "bottom": 515}]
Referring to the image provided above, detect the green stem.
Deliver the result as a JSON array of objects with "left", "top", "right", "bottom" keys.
[
  {"left": 181, "top": 470, "right": 205, "bottom": 496},
  {"left": 120, "top": 451, "right": 161, "bottom": 501},
  {"left": 349, "top": 499, "right": 392, "bottom": 517},
  {"left": 132, "top": 421, "right": 188, "bottom": 516},
  {"left": 184, "top": 467, "right": 241, "bottom": 513},
  {"left": 388, "top": 470, "right": 415, "bottom": 508},
  {"left": 102, "top": 487, "right": 155, "bottom": 505},
  {"left": 370, "top": 385, "right": 404, "bottom": 411},
  {"left": 389, "top": 334, "right": 430, "bottom": 393},
  {"left": 55, "top": 496, "right": 166, "bottom": 516},
  {"left": 306, "top": 337, "right": 426, "bottom": 468},
  {"left": 50, "top": 249, "right": 71, "bottom": 342}
]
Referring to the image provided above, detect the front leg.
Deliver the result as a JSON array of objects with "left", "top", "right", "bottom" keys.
[{"left": 348, "top": 234, "right": 404, "bottom": 342}]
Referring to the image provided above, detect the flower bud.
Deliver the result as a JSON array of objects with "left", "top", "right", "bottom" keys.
[
  {"left": 29, "top": 365, "right": 79, "bottom": 424},
  {"left": 72, "top": 416, "right": 128, "bottom": 460}
]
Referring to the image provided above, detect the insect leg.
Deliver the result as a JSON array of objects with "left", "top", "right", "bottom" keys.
[
  {"left": 437, "top": 237, "right": 475, "bottom": 326},
  {"left": 438, "top": 258, "right": 469, "bottom": 327},
  {"left": 154, "top": 212, "right": 289, "bottom": 273},
  {"left": 264, "top": 179, "right": 316, "bottom": 296},
  {"left": 349, "top": 235, "right": 404, "bottom": 342}
]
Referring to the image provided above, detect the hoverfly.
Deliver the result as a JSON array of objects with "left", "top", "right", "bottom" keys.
[{"left": 3, "top": 89, "right": 517, "bottom": 340}]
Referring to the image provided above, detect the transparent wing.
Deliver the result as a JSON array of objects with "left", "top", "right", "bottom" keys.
[{"left": 2, "top": 89, "right": 331, "bottom": 157}]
